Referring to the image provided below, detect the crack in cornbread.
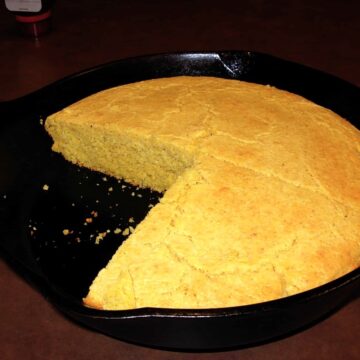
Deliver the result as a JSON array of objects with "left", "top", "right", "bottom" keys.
[{"left": 45, "top": 76, "right": 360, "bottom": 310}]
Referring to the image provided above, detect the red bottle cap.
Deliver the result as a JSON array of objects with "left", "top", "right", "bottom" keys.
[{"left": 15, "top": 10, "right": 52, "bottom": 37}]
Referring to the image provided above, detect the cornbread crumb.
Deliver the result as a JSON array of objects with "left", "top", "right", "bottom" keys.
[
  {"left": 122, "top": 228, "right": 130, "bottom": 236},
  {"left": 42, "top": 184, "right": 49, "bottom": 191},
  {"left": 95, "top": 231, "right": 107, "bottom": 244}
]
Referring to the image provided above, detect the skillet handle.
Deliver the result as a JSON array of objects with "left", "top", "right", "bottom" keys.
[{"left": 0, "top": 96, "right": 49, "bottom": 281}]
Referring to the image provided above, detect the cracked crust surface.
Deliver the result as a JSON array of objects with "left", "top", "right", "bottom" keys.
[{"left": 45, "top": 76, "right": 360, "bottom": 310}]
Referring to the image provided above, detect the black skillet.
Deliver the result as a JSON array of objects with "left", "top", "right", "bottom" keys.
[{"left": 0, "top": 51, "right": 359, "bottom": 351}]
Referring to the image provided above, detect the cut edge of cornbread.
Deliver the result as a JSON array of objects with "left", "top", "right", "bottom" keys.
[{"left": 46, "top": 118, "right": 195, "bottom": 193}]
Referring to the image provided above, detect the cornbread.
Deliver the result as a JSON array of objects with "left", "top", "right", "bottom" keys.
[{"left": 45, "top": 76, "right": 360, "bottom": 310}]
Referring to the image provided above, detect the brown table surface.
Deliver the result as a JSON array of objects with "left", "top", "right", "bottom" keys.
[{"left": 0, "top": 0, "right": 359, "bottom": 359}]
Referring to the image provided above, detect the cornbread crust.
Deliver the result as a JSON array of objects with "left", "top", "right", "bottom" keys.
[{"left": 45, "top": 76, "right": 360, "bottom": 310}]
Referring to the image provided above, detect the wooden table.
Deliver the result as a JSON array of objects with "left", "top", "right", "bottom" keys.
[{"left": 1, "top": 1, "right": 359, "bottom": 359}]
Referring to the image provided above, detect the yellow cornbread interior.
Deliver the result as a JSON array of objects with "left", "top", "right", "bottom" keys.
[
  {"left": 46, "top": 119, "right": 194, "bottom": 192},
  {"left": 45, "top": 76, "right": 360, "bottom": 310}
]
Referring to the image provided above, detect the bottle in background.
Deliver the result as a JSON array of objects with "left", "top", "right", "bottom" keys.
[{"left": 5, "top": 0, "right": 54, "bottom": 38}]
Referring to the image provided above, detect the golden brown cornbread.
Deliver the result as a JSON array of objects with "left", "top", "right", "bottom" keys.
[{"left": 45, "top": 76, "right": 360, "bottom": 310}]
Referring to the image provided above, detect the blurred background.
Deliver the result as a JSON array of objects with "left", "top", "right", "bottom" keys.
[
  {"left": 1, "top": 0, "right": 359, "bottom": 101},
  {"left": 0, "top": 1, "right": 359, "bottom": 359}
]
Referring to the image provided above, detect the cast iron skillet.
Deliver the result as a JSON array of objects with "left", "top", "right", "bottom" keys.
[{"left": 0, "top": 51, "right": 359, "bottom": 351}]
